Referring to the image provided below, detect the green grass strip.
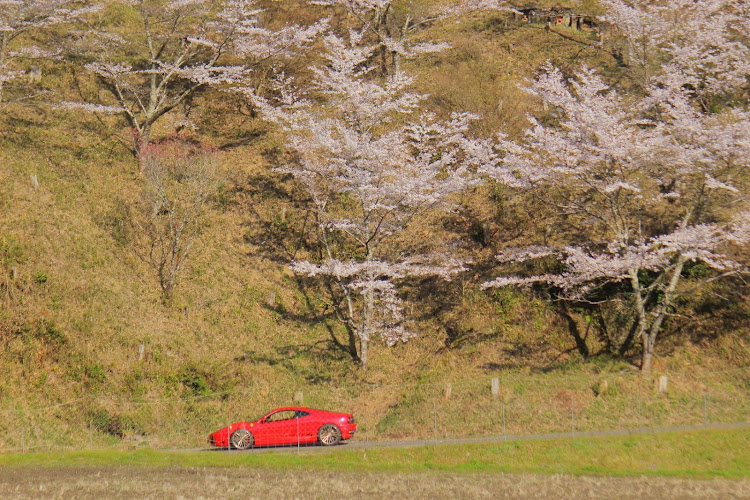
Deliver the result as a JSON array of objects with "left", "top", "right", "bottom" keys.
[{"left": 1, "top": 428, "right": 747, "bottom": 479}]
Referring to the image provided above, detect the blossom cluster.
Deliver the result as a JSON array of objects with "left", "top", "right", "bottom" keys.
[{"left": 252, "top": 34, "right": 481, "bottom": 350}]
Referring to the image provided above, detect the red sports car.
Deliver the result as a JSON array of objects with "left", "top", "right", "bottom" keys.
[{"left": 208, "top": 406, "right": 357, "bottom": 449}]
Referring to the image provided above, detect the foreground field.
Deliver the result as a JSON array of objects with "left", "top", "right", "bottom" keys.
[
  {"left": 1, "top": 466, "right": 748, "bottom": 500},
  {"left": 1, "top": 428, "right": 748, "bottom": 498},
  {"left": 2, "top": 427, "right": 748, "bottom": 476}
]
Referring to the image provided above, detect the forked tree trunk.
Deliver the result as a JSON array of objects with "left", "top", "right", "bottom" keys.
[{"left": 632, "top": 255, "right": 688, "bottom": 375}]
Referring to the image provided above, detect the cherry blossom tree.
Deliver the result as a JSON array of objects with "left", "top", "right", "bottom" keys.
[
  {"left": 248, "top": 34, "right": 479, "bottom": 368},
  {"left": 310, "top": 0, "right": 444, "bottom": 75},
  {"left": 310, "top": 0, "right": 511, "bottom": 75},
  {"left": 0, "top": 0, "right": 98, "bottom": 109},
  {"left": 60, "top": 0, "right": 328, "bottom": 156},
  {"left": 481, "top": 61, "right": 749, "bottom": 373},
  {"left": 600, "top": 0, "right": 750, "bottom": 99}
]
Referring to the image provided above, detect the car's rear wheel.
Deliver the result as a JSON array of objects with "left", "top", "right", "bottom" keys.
[
  {"left": 230, "top": 428, "right": 254, "bottom": 450},
  {"left": 318, "top": 424, "right": 341, "bottom": 446}
]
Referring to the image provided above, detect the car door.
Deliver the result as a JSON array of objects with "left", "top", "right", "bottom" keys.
[
  {"left": 257, "top": 410, "right": 298, "bottom": 446},
  {"left": 294, "top": 410, "right": 316, "bottom": 442}
]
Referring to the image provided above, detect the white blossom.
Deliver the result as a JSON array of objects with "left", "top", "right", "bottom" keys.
[
  {"left": 481, "top": 40, "right": 749, "bottom": 371},
  {"left": 600, "top": 0, "right": 750, "bottom": 95},
  {"left": 0, "top": 0, "right": 99, "bottom": 106},
  {"left": 67, "top": 0, "right": 326, "bottom": 150},
  {"left": 253, "top": 36, "right": 479, "bottom": 366},
  {"left": 309, "top": 0, "right": 497, "bottom": 75},
  {"left": 437, "top": 0, "right": 516, "bottom": 19},
  {"left": 55, "top": 101, "right": 126, "bottom": 114}
]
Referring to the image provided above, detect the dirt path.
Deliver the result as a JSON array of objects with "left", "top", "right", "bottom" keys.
[{"left": 0, "top": 466, "right": 747, "bottom": 499}]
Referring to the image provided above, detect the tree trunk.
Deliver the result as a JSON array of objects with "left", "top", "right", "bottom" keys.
[
  {"left": 160, "top": 271, "right": 175, "bottom": 305},
  {"left": 136, "top": 124, "right": 152, "bottom": 162},
  {"left": 628, "top": 269, "right": 651, "bottom": 373},
  {"left": 340, "top": 282, "right": 362, "bottom": 363},
  {"left": 378, "top": 44, "right": 388, "bottom": 77},
  {"left": 0, "top": 34, "right": 8, "bottom": 108},
  {"left": 641, "top": 255, "right": 688, "bottom": 374},
  {"left": 376, "top": 4, "right": 391, "bottom": 76},
  {"left": 347, "top": 326, "right": 359, "bottom": 362},
  {"left": 360, "top": 286, "right": 374, "bottom": 370},
  {"left": 360, "top": 335, "right": 368, "bottom": 370},
  {"left": 641, "top": 335, "right": 655, "bottom": 375},
  {"left": 341, "top": 285, "right": 361, "bottom": 363}
]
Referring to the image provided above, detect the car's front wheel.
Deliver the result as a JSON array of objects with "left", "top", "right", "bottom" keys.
[
  {"left": 230, "top": 428, "right": 254, "bottom": 450},
  {"left": 318, "top": 424, "right": 341, "bottom": 446}
]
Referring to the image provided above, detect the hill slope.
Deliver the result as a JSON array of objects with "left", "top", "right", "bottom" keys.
[{"left": 0, "top": 2, "right": 747, "bottom": 449}]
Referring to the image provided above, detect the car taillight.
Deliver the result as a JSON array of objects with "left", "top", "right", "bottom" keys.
[{"left": 348, "top": 416, "right": 355, "bottom": 424}]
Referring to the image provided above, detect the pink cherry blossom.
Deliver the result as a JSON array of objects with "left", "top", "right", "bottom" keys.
[
  {"left": 63, "top": 0, "right": 327, "bottom": 152},
  {"left": 482, "top": 53, "right": 749, "bottom": 373},
  {"left": 251, "top": 35, "right": 480, "bottom": 367}
]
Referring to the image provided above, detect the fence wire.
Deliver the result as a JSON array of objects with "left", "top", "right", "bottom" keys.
[{"left": 0, "top": 368, "right": 747, "bottom": 453}]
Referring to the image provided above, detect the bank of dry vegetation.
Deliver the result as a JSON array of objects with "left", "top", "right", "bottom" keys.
[{"left": 0, "top": 0, "right": 747, "bottom": 449}]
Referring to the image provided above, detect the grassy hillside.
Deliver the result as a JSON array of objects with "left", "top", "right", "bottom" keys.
[{"left": 0, "top": 1, "right": 747, "bottom": 450}]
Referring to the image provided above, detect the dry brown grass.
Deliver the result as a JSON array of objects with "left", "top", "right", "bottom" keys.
[
  {"left": 0, "top": 2, "right": 747, "bottom": 452},
  {"left": 0, "top": 466, "right": 747, "bottom": 499}
]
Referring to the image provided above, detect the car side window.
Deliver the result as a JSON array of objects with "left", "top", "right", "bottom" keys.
[
  {"left": 267, "top": 410, "right": 297, "bottom": 422},
  {"left": 294, "top": 411, "right": 310, "bottom": 418}
]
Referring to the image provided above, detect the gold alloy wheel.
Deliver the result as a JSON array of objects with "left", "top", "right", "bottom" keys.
[
  {"left": 230, "top": 428, "right": 254, "bottom": 450},
  {"left": 318, "top": 424, "right": 341, "bottom": 446}
]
